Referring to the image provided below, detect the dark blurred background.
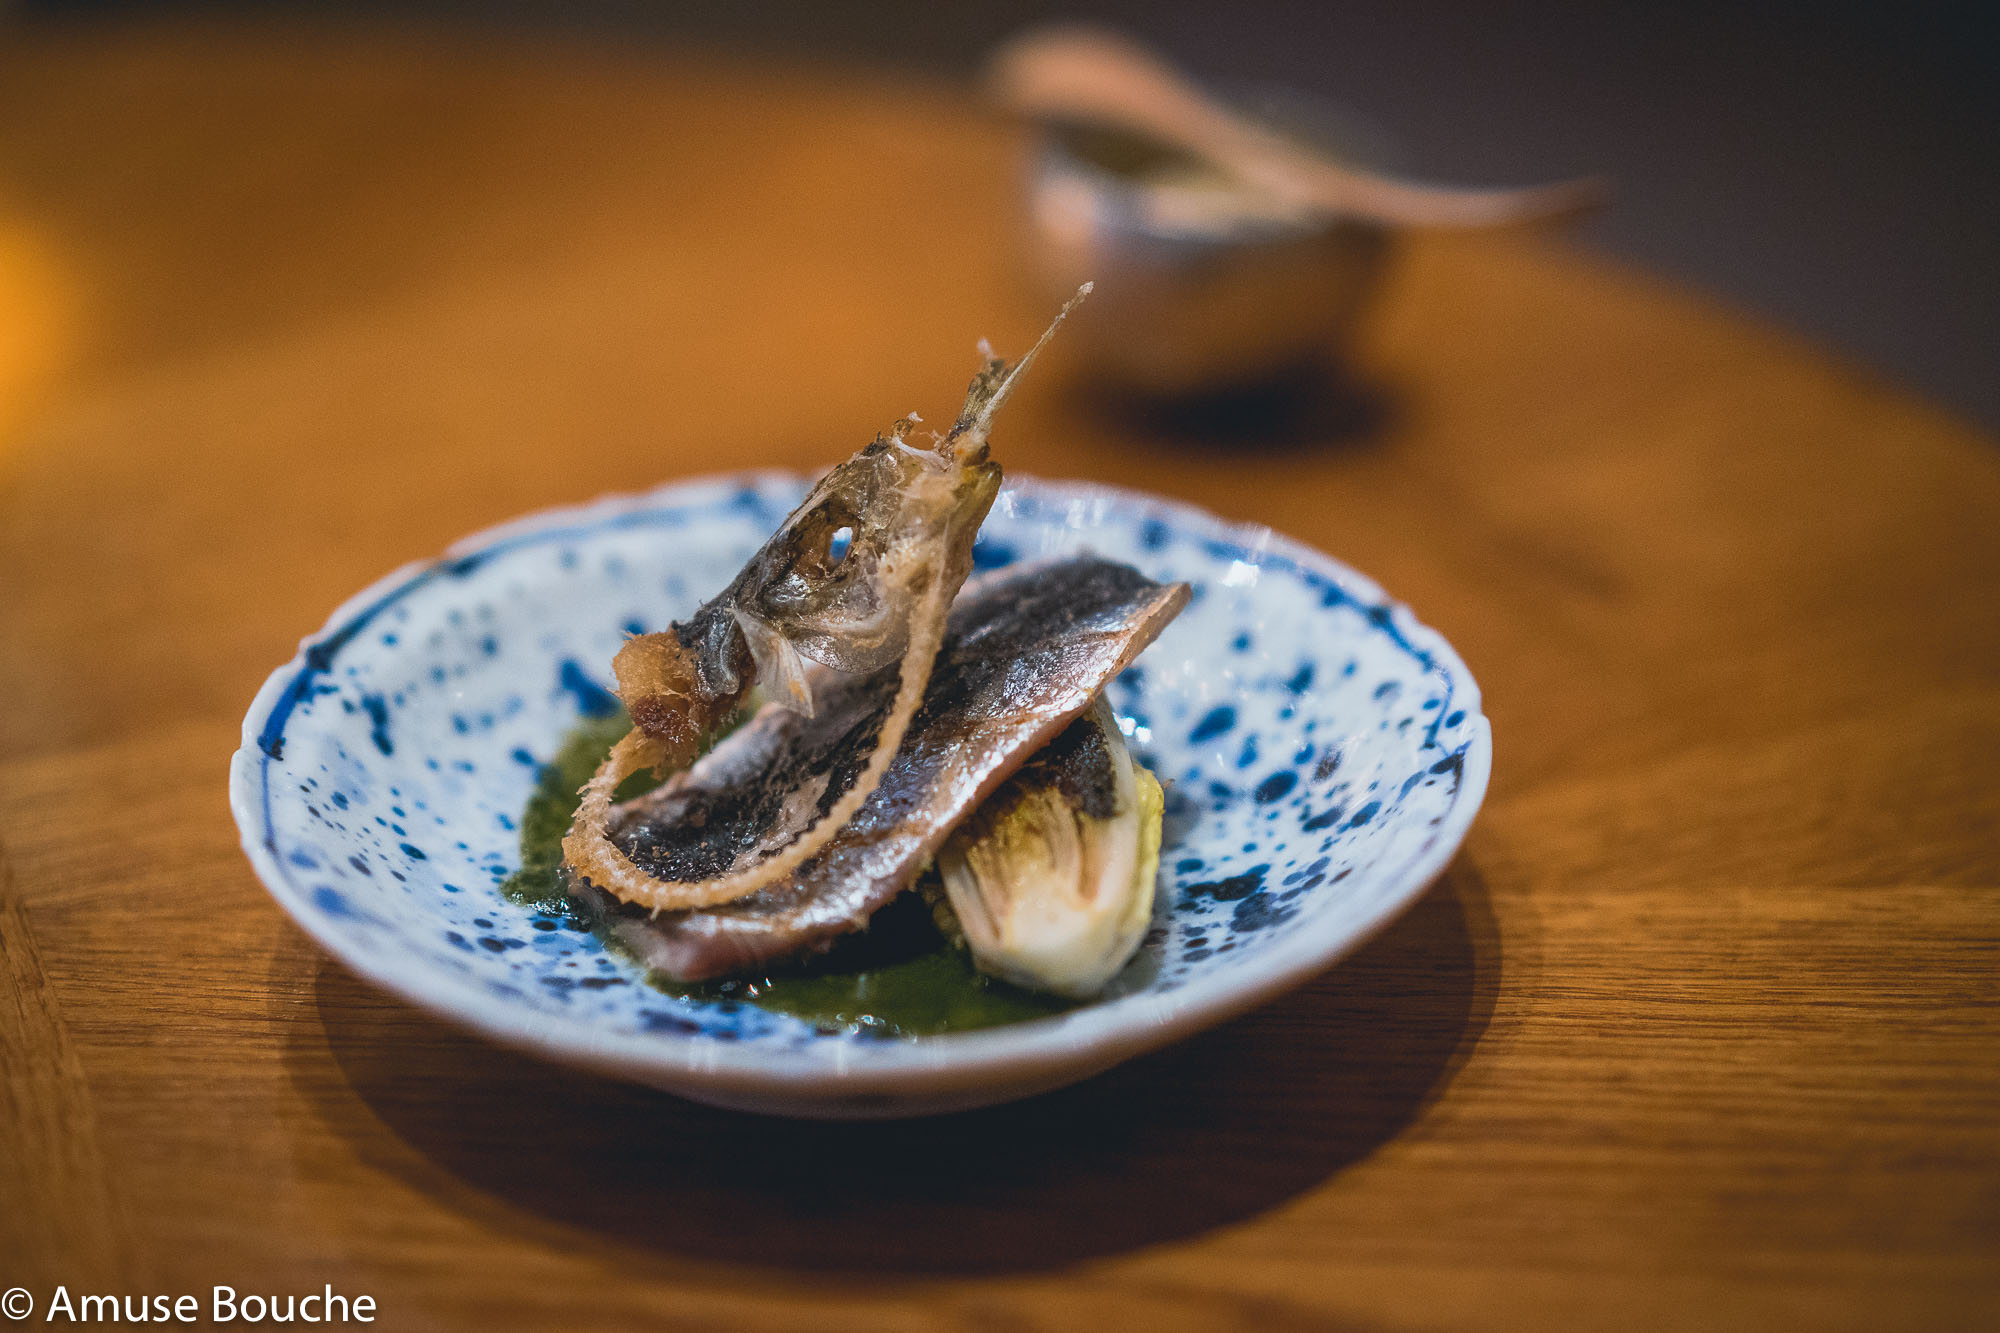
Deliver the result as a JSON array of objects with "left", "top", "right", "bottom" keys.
[{"left": 17, "top": 0, "right": 1999, "bottom": 430}]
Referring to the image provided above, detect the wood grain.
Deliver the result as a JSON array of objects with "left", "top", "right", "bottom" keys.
[
  {"left": 0, "top": 855, "right": 143, "bottom": 1292},
  {"left": 1, "top": 15, "right": 1996, "bottom": 1331}
]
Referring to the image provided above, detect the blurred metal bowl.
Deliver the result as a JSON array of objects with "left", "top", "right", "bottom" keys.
[{"left": 1020, "top": 100, "right": 1396, "bottom": 398}]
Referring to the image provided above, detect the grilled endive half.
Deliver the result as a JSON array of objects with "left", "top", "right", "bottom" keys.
[{"left": 936, "top": 695, "right": 1163, "bottom": 997}]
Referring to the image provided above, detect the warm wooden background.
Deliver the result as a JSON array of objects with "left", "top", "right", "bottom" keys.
[{"left": 2, "top": 16, "right": 1996, "bottom": 1331}]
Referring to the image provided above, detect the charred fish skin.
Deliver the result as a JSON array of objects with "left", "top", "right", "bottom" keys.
[{"left": 579, "top": 555, "right": 1190, "bottom": 983}]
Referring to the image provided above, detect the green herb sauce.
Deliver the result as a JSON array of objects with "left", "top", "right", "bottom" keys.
[
  {"left": 501, "top": 713, "right": 1074, "bottom": 1037},
  {"left": 498, "top": 712, "right": 657, "bottom": 914}
]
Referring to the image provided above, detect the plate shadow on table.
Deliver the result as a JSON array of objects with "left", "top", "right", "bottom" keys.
[{"left": 287, "top": 857, "right": 1497, "bottom": 1275}]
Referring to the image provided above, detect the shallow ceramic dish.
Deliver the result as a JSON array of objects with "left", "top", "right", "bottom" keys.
[{"left": 230, "top": 474, "right": 1490, "bottom": 1117}]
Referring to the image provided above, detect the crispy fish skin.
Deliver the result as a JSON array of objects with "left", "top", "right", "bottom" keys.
[{"left": 575, "top": 556, "right": 1190, "bottom": 982}]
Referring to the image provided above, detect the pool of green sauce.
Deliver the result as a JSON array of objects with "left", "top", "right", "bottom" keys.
[{"left": 500, "top": 712, "right": 1074, "bottom": 1037}]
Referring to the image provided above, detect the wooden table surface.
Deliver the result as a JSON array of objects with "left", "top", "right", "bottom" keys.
[{"left": 3, "top": 18, "right": 1996, "bottom": 1332}]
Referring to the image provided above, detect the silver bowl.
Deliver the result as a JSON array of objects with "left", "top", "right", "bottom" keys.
[{"left": 1020, "top": 99, "right": 1397, "bottom": 397}]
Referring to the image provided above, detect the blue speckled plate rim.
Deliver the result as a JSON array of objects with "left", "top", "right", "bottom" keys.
[{"left": 229, "top": 472, "right": 1491, "bottom": 1098}]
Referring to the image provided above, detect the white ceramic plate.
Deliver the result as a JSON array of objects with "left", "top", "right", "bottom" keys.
[{"left": 230, "top": 474, "right": 1490, "bottom": 1117}]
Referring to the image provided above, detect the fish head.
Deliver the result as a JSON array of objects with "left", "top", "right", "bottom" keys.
[
  {"left": 648, "top": 289, "right": 1089, "bottom": 724},
  {"left": 726, "top": 427, "right": 1002, "bottom": 704}
]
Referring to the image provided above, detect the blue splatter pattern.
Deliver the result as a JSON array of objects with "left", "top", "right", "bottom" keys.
[{"left": 232, "top": 474, "right": 1488, "bottom": 1061}]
